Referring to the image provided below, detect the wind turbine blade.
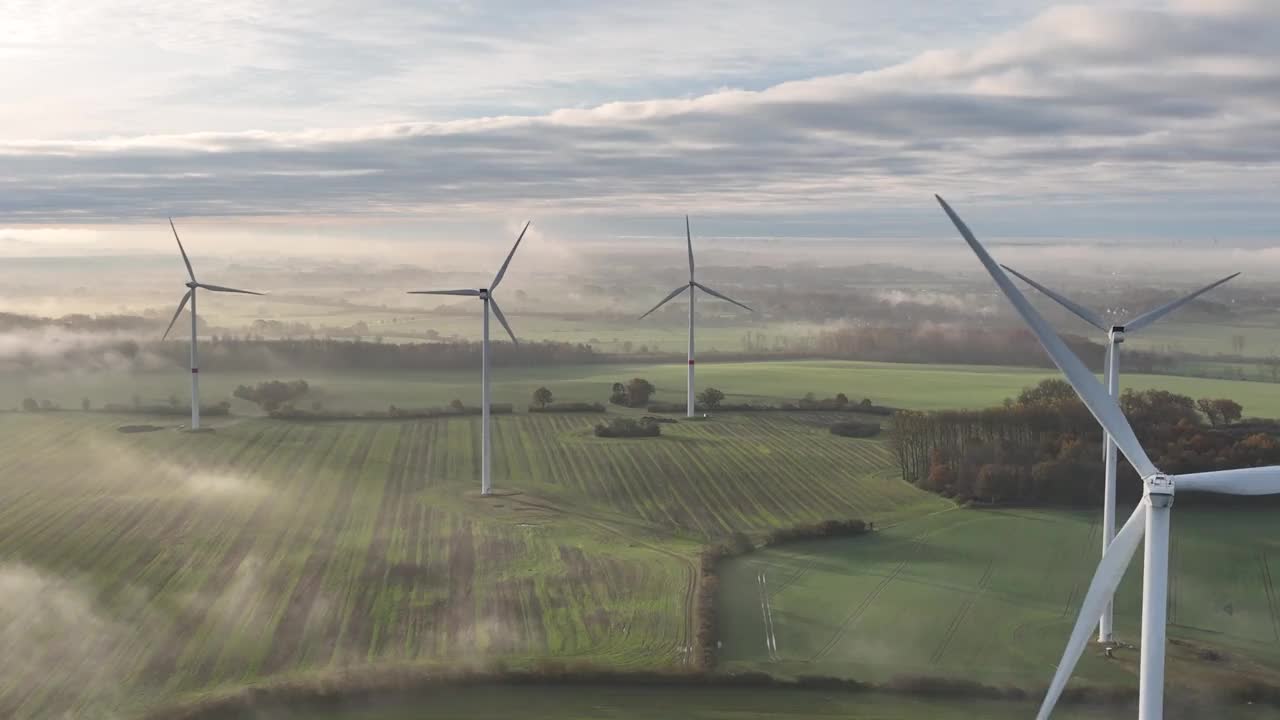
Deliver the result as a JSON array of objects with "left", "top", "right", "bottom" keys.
[
  {"left": 1000, "top": 265, "right": 1108, "bottom": 332},
  {"left": 198, "top": 283, "right": 264, "bottom": 296},
  {"left": 1177, "top": 466, "right": 1280, "bottom": 495},
  {"left": 488, "top": 298, "right": 518, "bottom": 345},
  {"left": 686, "top": 215, "right": 695, "bottom": 281},
  {"left": 407, "top": 289, "right": 483, "bottom": 296},
  {"left": 169, "top": 218, "right": 196, "bottom": 282},
  {"left": 639, "top": 285, "right": 690, "bottom": 320},
  {"left": 1123, "top": 272, "right": 1241, "bottom": 334},
  {"left": 1036, "top": 502, "right": 1148, "bottom": 720},
  {"left": 936, "top": 195, "right": 1158, "bottom": 479},
  {"left": 491, "top": 221, "right": 530, "bottom": 290},
  {"left": 162, "top": 290, "right": 193, "bottom": 340},
  {"left": 693, "top": 282, "right": 753, "bottom": 312}
]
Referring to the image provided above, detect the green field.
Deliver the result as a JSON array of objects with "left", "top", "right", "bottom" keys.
[
  {"left": 10, "top": 359, "right": 1280, "bottom": 418},
  {"left": 5, "top": 358, "right": 1280, "bottom": 718},
  {"left": 180, "top": 683, "right": 1280, "bottom": 720},
  {"left": 718, "top": 508, "right": 1280, "bottom": 690},
  {"left": 0, "top": 409, "right": 941, "bottom": 718}
]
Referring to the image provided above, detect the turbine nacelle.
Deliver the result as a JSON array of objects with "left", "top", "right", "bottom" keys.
[
  {"left": 1145, "top": 473, "right": 1175, "bottom": 506},
  {"left": 1109, "top": 326, "right": 1125, "bottom": 344}
]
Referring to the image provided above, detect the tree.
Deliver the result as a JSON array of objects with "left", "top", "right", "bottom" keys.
[
  {"left": 21, "top": 397, "right": 37, "bottom": 412},
  {"left": 532, "top": 386, "right": 554, "bottom": 408},
  {"left": 626, "top": 378, "right": 657, "bottom": 407},
  {"left": 698, "top": 387, "right": 725, "bottom": 409},
  {"left": 81, "top": 397, "right": 91, "bottom": 411},
  {"left": 1197, "top": 398, "right": 1222, "bottom": 427},
  {"left": 1213, "top": 398, "right": 1243, "bottom": 426},
  {"left": 449, "top": 398, "right": 465, "bottom": 411},
  {"left": 1016, "top": 379, "right": 1076, "bottom": 408},
  {"left": 834, "top": 393, "right": 849, "bottom": 408},
  {"left": 609, "top": 382, "right": 629, "bottom": 406}
]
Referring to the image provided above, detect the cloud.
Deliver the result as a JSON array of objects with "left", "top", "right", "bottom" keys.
[{"left": 1, "top": 1, "right": 1278, "bottom": 239}]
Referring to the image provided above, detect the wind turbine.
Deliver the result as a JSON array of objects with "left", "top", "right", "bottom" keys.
[
  {"left": 937, "top": 195, "right": 1280, "bottom": 720},
  {"left": 998, "top": 265, "right": 1238, "bottom": 644},
  {"left": 408, "top": 222, "right": 529, "bottom": 496},
  {"left": 162, "top": 219, "right": 264, "bottom": 431},
  {"left": 640, "top": 216, "right": 753, "bottom": 417}
]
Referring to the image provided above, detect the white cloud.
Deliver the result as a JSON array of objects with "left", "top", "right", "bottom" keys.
[{"left": 0, "top": 1, "right": 1277, "bottom": 244}]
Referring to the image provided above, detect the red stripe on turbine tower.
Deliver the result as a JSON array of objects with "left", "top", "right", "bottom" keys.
[
  {"left": 688, "top": 360, "right": 695, "bottom": 365},
  {"left": 192, "top": 368, "right": 199, "bottom": 373}
]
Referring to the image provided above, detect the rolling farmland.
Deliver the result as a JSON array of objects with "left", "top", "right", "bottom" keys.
[
  {"left": 717, "top": 508, "right": 1280, "bottom": 691},
  {"left": 9, "top": 359, "right": 1280, "bottom": 418},
  {"left": 0, "top": 409, "right": 938, "bottom": 718}
]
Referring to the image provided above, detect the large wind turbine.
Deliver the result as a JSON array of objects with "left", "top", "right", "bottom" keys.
[
  {"left": 408, "top": 222, "right": 529, "bottom": 496},
  {"left": 937, "top": 196, "right": 1280, "bottom": 720},
  {"left": 640, "top": 216, "right": 753, "bottom": 417},
  {"left": 163, "top": 219, "right": 264, "bottom": 431},
  {"left": 999, "top": 265, "right": 1238, "bottom": 644}
]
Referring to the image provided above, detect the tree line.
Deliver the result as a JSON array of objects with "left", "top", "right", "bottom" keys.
[{"left": 892, "top": 379, "right": 1277, "bottom": 506}]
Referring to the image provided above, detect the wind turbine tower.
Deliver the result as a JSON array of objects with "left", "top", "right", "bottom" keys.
[
  {"left": 640, "top": 216, "right": 753, "bottom": 417},
  {"left": 409, "top": 222, "right": 529, "bottom": 496},
  {"left": 163, "top": 219, "right": 264, "bottom": 431}
]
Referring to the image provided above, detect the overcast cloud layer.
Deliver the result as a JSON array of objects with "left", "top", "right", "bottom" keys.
[{"left": 1, "top": 0, "right": 1278, "bottom": 245}]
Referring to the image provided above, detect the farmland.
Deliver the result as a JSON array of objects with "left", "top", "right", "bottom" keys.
[
  {"left": 4, "top": 359, "right": 1280, "bottom": 718},
  {"left": 718, "top": 508, "right": 1280, "bottom": 690},
  {"left": 10, "top": 358, "right": 1280, "bottom": 418},
  {"left": 0, "top": 408, "right": 937, "bottom": 718},
  {"left": 161, "top": 683, "right": 1280, "bottom": 720}
]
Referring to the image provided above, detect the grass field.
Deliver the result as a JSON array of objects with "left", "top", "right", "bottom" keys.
[
  {"left": 10, "top": 358, "right": 1280, "bottom": 418},
  {"left": 5, "top": 359, "right": 1280, "bottom": 718},
  {"left": 718, "top": 508, "right": 1280, "bottom": 691},
  {"left": 0, "top": 409, "right": 941, "bottom": 718},
  {"left": 178, "top": 683, "right": 1280, "bottom": 720}
]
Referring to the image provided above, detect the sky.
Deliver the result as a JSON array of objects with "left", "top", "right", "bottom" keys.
[{"left": 1, "top": 0, "right": 1278, "bottom": 260}]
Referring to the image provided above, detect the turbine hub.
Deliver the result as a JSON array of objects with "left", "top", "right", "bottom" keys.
[
  {"left": 1109, "top": 326, "right": 1125, "bottom": 344},
  {"left": 186, "top": 281, "right": 198, "bottom": 289},
  {"left": 478, "top": 288, "right": 489, "bottom": 299},
  {"left": 1145, "top": 473, "right": 1174, "bottom": 507}
]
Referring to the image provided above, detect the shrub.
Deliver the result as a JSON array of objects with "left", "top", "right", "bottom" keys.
[
  {"left": 233, "top": 380, "right": 310, "bottom": 411},
  {"left": 830, "top": 420, "right": 881, "bottom": 438},
  {"left": 697, "top": 387, "right": 725, "bottom": 409},
  {"left": 528, "top": 402, "right": 606, "bottom": 413},
  {"left": 593, "top": 417, "right": 661, "bottom": 438}
]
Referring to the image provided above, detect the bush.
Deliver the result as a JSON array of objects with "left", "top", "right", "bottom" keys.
[
  {"left": 101, "top": 401, "right": 231, "bottom": 417},
  {"left": 233, "top": 380, "right": 310, "bottom": 411},
  {"left": 830, "top": 420, "right": 881, "bottom": 438},
  {"left": 528, "top": 402, "right": 606, "bottom": 413},
  {"left": 697, "top": 387, "right": 725, "bottom": 409},
  {"left": 763, "top": 519, "right": 868, "bottom": 546},
  {"left": 593, "top": 417, "right": 661, "bottom": 438},
  {"left": 270, "top": 403, "right": 513, "bottom": 421}
]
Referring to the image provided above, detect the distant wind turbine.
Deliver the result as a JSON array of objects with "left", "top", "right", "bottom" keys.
[
  {"left": 409, "top": 222, "right": 529, "bottom": 496},
  {"left": 998, "top": 264, "right": 1238, "bottom": 644},
  {"left": 640, "top": 216, "right": 753, "bottom": 417},
  {"left": 938, "top": 195, "right": 1280, "bottom": 720},
  {"left": 162, "top": 219, "right": 264, "bottom": 431}
]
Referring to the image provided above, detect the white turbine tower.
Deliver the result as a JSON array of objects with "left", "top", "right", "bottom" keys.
[
  {"left": 938, "top": 195, "right": 1280, "bottom": 720},
  {"left": 408, "top": 222, "right": 529, "bottom": 496},
  {"left": 999, "top": 265, "right": 1238, "bottom": 643},
  {"left": 640, "top": 216, "right": 753, "bottom": 417},
  {"left": 162, "top": 219, "right": 264, "bottom": 431}
]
